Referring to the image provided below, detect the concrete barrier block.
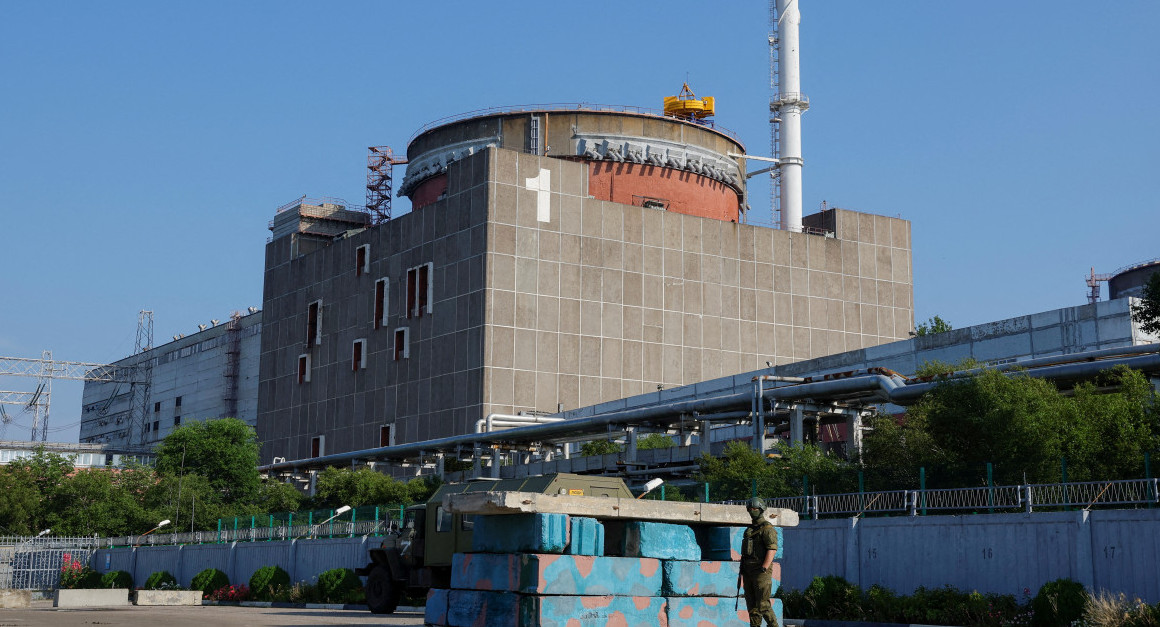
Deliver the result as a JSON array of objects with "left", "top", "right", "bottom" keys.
[
  {"left": 698, "top": 526, "right": 744, "bottom": 561},
  {"left": 623, "top": 521, "right": 700, "bottom": 561},
  {"left": 472, "top": 513, "right": 570, "bottom": 554},
  {"left": 451, "top": 553, "right": 662, "bottom": 596},
  {"left": 53, "top": 588, "right": 131, "bottom": 608},
  {"left": 667, "top": 596, "right": 782, "bottom": 627},
  {"left": 519, "top": 594, "right": 668, "bottom": 627},
  {"left": 447, "top": 589, "right": 520, "bottom": 626},
  {"left": 663, "top": 560, "right": 753, "bottom": 597},
  {"left": 567, "top": 516, "right": 604, "bottom": 556},
  {"left": 0, "top": 589, "right": 32, "bottom": 608},
  {"left": 425, "top": 588, "right": 450, "bottom": 625},
  {"left": 133, "top": 589, "right": 203, "bottom": 605}
]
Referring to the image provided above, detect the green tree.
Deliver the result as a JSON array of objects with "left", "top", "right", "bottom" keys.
[
  {"left": 0, "top": 467, "right": 40, "bottom": 535},
  {"left": 637, "top": 433, "right": 675, "bottom": 450},
  {"left": 256, "top": 479, "right": 304, "bottom": 514},
  {"left": 1131, "top": 272, "right": 1160, "bottom": 335},
  {"left": 46, "top": 466, "right": 155, "bottom": 536},
  {"left": 312, "top": 467, "right": 427, "bottom": 508},
  {"left": 914, "top": 315, "right": 953, "bottom": 336},
  {"left": 697, "top": 441, "right": 785, "bottom": 501},
  {"left": 579, "top": 439, "right": 623, "bottom": 456},
  {"left": 154, "top": 418, "right": 260, "bottom": 504}
]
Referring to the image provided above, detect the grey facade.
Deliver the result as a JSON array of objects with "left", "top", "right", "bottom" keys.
[
  {"left": 257, "top": 147, "right": 914, "bottom": 463},
  {"left": 79, "top": 311, "right": 261, "bottom": 447}
]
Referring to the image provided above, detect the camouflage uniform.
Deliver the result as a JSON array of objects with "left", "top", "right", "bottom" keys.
[{"left": 741, "top": 517, "right": 780, "bottom": 627}]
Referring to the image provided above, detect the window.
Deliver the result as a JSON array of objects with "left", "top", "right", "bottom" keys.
[
  {"left": 393, "top": 328, "right": 410, "bottom": 361},
  {"left": 145, "top": 422, "right": 151, "bottom": 433},
  {"left": 352, "top": 338, "right": 367, "bottom": 371},
  {"left": 461, "top": 514, "right": 475, "bottom": 531},
  {"left": 379, "top": 425, "right": 393, "bottom": 448},
  {"left": 374, "top": 278, "right": 389, "bottom": 329},
  {"left": 175, "top": 396, "right": 182, "bottom": 408},
  {"left": 297, "top": 354, "right": 311, "bottom": 383},
  {"left": 174, "top": 416, "right": 181, "bottom": 426},
  {"left": 354, "top": 243, "right": 368, "bottom": 274},
  {"left": 153, "top": 402, "right": 161, "bottom": 413},
  {"left": 306, "top": 300, "right": 323, "bottom": 346},
  {"left": 405, "top": 263, "right": 433, "bottom": 318},
  {"left": 311, "top": 435, "right": 325, "bottom": 458},
  {"left": 435, "top": 506, "right": 453, "bottom": 533},
  {"left": 152, "top": 420, "right": 160, "bottom": 435}
]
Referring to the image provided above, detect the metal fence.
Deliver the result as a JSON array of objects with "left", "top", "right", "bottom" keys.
[
  {"left": 0, "top": 536, "right": 99, "bottom": 593},
  {"left": 726, "top": 478, "right": 1160, "bottom": 519}
]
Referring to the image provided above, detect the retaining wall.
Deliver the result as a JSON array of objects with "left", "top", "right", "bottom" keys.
[{"left": 783, "top": 509, "right": 1160, "bottom": 602}]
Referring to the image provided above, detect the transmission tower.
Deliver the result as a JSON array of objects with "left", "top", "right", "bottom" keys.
[{"left": 125, "top": 310, "right": 154, "bottom": 445}]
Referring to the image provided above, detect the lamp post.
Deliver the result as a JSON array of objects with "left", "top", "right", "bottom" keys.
[
  {"left": 636, "top": 478, "right": 664, "bottom": 499},
  {"left": 299, "top": 505, "right": 351, "bottom": 540},
  {"left": 135, "top": 519, "right": 171, "bottom": 547}
]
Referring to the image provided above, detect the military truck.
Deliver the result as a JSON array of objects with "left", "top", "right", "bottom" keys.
[{"left": 356, "top": 473, "right": 635, "bottom": 614}]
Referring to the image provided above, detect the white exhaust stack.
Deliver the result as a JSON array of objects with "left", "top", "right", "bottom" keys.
[{"left": 771, "top": 0, "right": 809, "bottom": 232}]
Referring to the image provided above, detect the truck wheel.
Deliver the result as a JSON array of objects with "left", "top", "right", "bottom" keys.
[{"left": 365, "top": 565, "right": 399, "bottom": 614}]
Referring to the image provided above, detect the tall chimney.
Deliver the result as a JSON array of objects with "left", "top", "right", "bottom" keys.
[{"left": 773, "top": 0, "right": 808, "bottom": 232}]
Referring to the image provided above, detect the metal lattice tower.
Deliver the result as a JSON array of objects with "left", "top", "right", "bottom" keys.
[
  {"left": 126, "top": 310, "right": 154, "bottom": 445},
  {"left": 366, "top": 146, "right": 408, "bottom": 224},
  {"left": 769, "top": 0, "right": 782, "bottom": 229},
  {"left": 0, "top": 352, "right": 123, "bottom": 441}
]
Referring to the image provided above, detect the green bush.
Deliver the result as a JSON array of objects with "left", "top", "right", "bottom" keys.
[
  {"left": 248, "top": 565, "right": 291, "bottom": 601},
  {"left": 805, "top": 575, "right": 865, "bottom": 620},
  {"left": 777, "top": 579, "right": 1029, "bottom": 627},
  {"left": 190, "top": 568, "right": 229, "bottom": 597},
  {"left": 100, "top": 570, "right": 133, "bottom": 589},
  {"left": 1033, "top": 579, "right": 1086, "bottom": 627},
  {"left": 316, "top": 568, "right": 361, "bottom": 603},
  {"left": 143, "top": 570, "right": 178, "bottom": 590}
]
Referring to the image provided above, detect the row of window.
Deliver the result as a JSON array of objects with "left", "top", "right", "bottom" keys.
[
  {"left": 296, "top": 328, "right": 410, "bottom": 384},
  {"left": 153, "top": 397, "right": 182, "bottom": 413},
  {"left": 312, "top": 257, "right": 432, "bottom": 347},
  {"left": 308, "top": 425, "right": 395, "bottom": 458}
]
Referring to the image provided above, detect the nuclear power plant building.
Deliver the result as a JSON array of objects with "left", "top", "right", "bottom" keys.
[{"left": 256, "top": 108, "right": 914, "bottom": 463}]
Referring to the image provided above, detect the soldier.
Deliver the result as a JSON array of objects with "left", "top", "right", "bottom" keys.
[{"left": 741, "top": 497, "right": 779, "bottom": 627}]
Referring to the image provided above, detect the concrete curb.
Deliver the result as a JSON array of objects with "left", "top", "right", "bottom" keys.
[{"left": 200, "top": 600, "right": 422, "bottom": 612}]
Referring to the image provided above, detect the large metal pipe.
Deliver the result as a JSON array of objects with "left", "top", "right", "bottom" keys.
[{"left": 259, "top": 346, "right": 1160, "bottom": 474}]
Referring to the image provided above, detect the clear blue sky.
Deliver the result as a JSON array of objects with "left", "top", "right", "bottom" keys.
[{"left": 2, "top": 1, "right": 1157, "bottom": 443}]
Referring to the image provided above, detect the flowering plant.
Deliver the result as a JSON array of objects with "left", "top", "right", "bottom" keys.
[
  {"left": 207, "top": 584, "right": 251, "bottom": 602},
  {"left": 58, "top": 553, "right": 100, "bottom": 589}
]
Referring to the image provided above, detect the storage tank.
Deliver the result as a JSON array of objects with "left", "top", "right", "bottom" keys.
[
  {"left": 400, "top": 105, "right": 747, "bottom": 222},
  {"left": 1109, "top": 259, "right": 1160, "bottom": 300}
]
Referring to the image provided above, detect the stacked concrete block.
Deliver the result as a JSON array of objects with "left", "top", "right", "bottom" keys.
[{"left": 426, "top": 513, "right": 785, "bottom": 627}]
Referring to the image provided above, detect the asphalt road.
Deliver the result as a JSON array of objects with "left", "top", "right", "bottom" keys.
[{"left": 0, "top": 602, "right": 426, "bottom": 626}]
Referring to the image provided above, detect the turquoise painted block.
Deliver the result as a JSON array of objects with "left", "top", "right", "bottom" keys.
[
  {"left": 567, "top": 516, "right": 604, "bottom": 556},
  {"left": 472, "top": 513, "right": 570, "bottom": 554},
  {"left": 424, "top": 588, "right": 449, "bottom": 625},
  {"left": 662, "top": 559, "right": 743, "bottom": 596},
  {"left": 699, "top": 525, "right": 783, "bottom": 560},
  {"left": 698, "top": 526, "right": 744, "bottom": 561},
  {"left": 446, "top": 589, "right": 519, "bottom": 627},
  {"left": 667, "top": 596, "right": 783, "bottom": 627},
  {"left": 623, "top": 521, "right": 700, "bottom": 561},
  {"left": 450, "top": 553, "right": 662, "bottom": 596},
  {"left": 519, "top": 594, "right": 668, "bottom": 627}
]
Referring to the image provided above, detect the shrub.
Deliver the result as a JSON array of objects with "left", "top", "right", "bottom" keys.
[
  {"left": 317, "top": 568, "right": 361, "bottom": 603},
  {"left": 1032, "top": 579, "right": 1086, "bottom": 627},
  {"left": 804, "top": 575, "right": 865, "bottom": 621},
  {"left": 207, "top": 584, "right": 250, "bottom": 602},
  {"left": 1084, "top": 590, "right": 1160, "bottom": 627},
  {"left": 143, "top": 570, "right": 179, "bottom": 590},
  {"left": 191, "top": 568, "right": 229, "bottom": 597},
  {"left": 58, "top": 553, "right": 100, "bottom": 589},
  {"left": 248, "top": 565, "right": 291, "bottom": 601},
  {"left": 100, "top": 570, "right": 133, "bottom": 589},
  {"left": 289, "top": 582, "right": 322, "bottom": 604}
]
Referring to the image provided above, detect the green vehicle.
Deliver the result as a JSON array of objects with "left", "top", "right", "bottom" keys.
[{"left": 356, "top": 473, "right": 634, "bottom": 614}]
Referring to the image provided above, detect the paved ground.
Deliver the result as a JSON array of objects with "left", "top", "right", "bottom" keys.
[{"left": 0, "top": 602, "right": 426, "bottom": 626}]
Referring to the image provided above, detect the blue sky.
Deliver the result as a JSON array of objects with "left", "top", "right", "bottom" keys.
[{"left": 2, "top": 1, "right": 1157, "bottom": 443}]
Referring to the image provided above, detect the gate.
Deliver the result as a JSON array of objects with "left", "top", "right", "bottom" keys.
[{"left": 0, "top": 536, "right": 99, "bottom": 594}]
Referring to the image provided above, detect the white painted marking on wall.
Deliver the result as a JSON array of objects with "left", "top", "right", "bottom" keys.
[{"left": 525, "top": 168, "right": 551, "bottom": 222}]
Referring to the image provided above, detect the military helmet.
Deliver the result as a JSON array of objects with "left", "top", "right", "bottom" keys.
[{"left": 746, "top": 497, "right": 766, "bottom": 510}]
